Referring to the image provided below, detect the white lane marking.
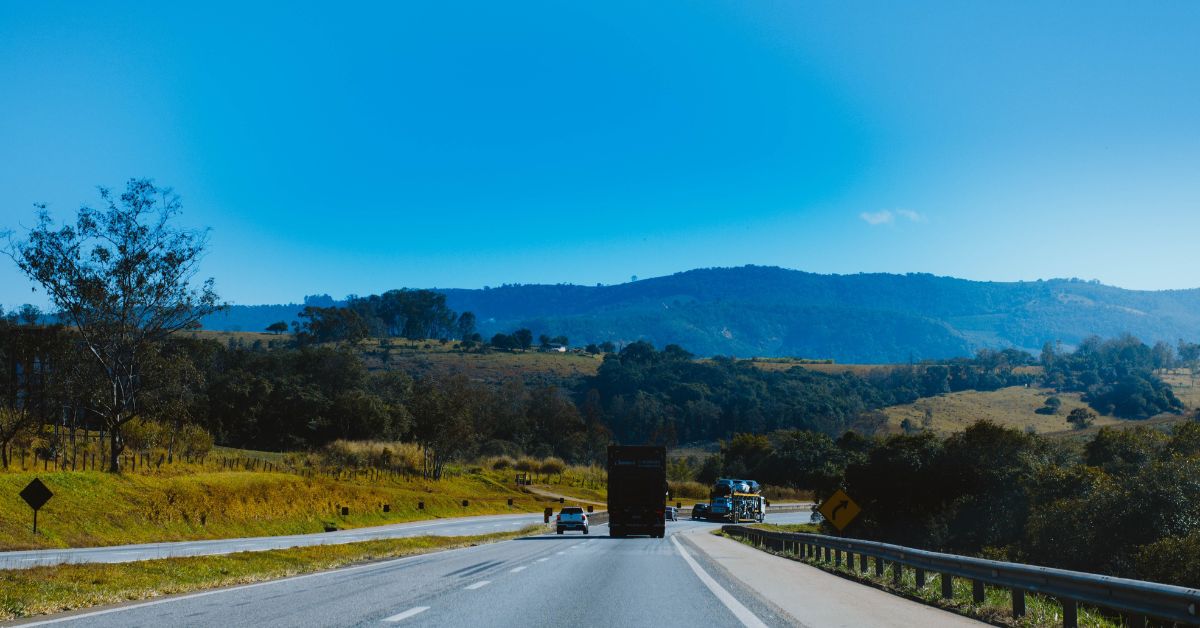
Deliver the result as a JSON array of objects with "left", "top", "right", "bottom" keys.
[
  {"left": 510, "top": 565, "right": 527, "bottom": 573},
  {"left": 382, "top": 606, "right": 430, "bottom": 622},
  {"left": 670, "top": 535, "right": 768, "bottom": 628},
  {"left": 536, "top": 557, "right": 549, "bottom": 562},
  {"left": 464, "top": 580, "right": 491, "bottom": 590},
  {"left": 555, "top": 551, "right": 565, "bottom": 555}
]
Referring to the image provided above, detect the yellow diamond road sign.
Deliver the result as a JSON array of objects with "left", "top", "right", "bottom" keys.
[{"left": 818, "top": 489, "right": 861, "bottom": 531}]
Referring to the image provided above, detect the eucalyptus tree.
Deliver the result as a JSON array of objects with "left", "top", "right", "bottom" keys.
[{"left": 7, "top": 179, "right": 222, "bottom": 471}]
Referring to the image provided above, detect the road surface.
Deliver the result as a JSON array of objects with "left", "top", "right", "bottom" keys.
[
  {"left": 8, "top": 512, "right": 981, "bottom": 628},
  {"left": 0, "top": 513, "right": 544, "bottom": 570}
]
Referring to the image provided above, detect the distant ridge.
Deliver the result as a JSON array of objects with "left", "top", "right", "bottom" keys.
[{"left": 201, "top": 266, "right": 1200, "bottom": 362}]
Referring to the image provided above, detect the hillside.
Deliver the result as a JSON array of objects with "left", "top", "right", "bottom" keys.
[{"left": 202, "top": 266, "right": 1200, "bottom": 363}]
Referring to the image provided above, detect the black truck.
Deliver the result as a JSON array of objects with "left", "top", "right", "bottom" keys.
[{"left": 606, "top": 445, "right": 667, "bottom": 538}]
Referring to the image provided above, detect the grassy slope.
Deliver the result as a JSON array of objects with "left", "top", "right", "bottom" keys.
[
  {"left": 880, "top": 386, "right": 1125, "bottom": 435},
  {"left": 0, "top": 526, "right": 544, "bottom": 622},
  {"left": 188, "top": 330, "right": 604, "bottom": 384},
  {"left": 0, "top": 467, "right": 545, "bottom": 551}
]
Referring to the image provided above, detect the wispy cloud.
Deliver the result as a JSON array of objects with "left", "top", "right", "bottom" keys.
[
  {"left": 860, "top": 209, "right": 926, "bottom": 226},
  {"left": 860, "top": 210, "right": 894, "bottom": 225}
]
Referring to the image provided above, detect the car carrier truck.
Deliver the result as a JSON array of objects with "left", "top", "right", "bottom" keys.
[
  {"left": 607, "top": 445, "right": 667, "bottom": 538},
  {"left": 706, "top": 478, "right": 766, "bottom": 523}
]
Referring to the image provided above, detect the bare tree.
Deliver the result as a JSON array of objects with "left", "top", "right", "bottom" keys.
[{"left": 6, "top": 179, "right": 222, "bottom": 471}]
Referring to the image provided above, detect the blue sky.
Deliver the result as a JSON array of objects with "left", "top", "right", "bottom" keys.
[{"left": 1, "top": 1, "right": 1198, "bottom": 308}]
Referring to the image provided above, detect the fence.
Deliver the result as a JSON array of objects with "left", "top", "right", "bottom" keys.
[{"left": 722, "top": 524, "right": 1200, "bottom": 628}]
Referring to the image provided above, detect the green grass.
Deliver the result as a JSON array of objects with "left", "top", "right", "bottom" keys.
[
  {"left": 728, "top": 529, "right": 1121, "bottom": 627},
  {"left": 0, "top": 467, "right": 551, "bottom": 551},
  {"left": 0, "top": 525, "right": 545, "bottom": 622}
]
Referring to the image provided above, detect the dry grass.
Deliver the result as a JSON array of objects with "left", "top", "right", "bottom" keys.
[
  {"left": 0, "top": 525, "right": 544, "bottom": 622},
  {"left": 881, "top": 386, "right": 1122, "bottom": 435},
  {"left": 0, "top": 467, "right": 545, "bottom": 551},
  {"left": 1159, "top": 369, "right": 1200, "bottom": 409}
]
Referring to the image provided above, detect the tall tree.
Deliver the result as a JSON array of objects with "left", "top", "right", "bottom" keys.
[{"left": 6, "top": 179, "right": 222, "bottom": 471}]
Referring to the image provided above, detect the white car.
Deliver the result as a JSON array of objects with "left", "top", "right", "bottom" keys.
[
  {"left": 556, "top": 507, "right": 589, "bottom": 534},
  {"left": 664, "top": 506, "right": 678, "bottom": 521}
]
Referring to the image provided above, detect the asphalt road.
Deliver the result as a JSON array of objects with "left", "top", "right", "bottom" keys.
[
  {"left": 12, "top": 513, "right": 818, "bottom": 628},
  {"left": 0, "top": 513, "right": 545, "bottom": 570}
]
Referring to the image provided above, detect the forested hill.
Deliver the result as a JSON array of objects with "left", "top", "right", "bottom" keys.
[{"left": 203, "top": 266, "right": 1200, "bottom": 362}]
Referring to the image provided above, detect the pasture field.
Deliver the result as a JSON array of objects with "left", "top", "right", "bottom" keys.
[
  {"left": 880, "top": 386, "right": 1123, "bottom": 435},
  {"left": 0, "top": 441, "right": 614, "bottom": 552}
]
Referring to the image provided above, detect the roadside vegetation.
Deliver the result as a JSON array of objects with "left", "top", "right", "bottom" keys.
[
  {"left": 785, "top": 420, "right": 1200, "bottom": 588},
  {"left": 0, "top": 525, "right": 545, "bottom": 622}
]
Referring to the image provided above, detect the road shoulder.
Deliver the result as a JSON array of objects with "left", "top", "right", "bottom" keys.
[{"left": 679, "top": 528, "right": 984, "bottom": 628}]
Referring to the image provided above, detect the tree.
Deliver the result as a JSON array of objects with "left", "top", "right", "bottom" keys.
[
  {"left": 17, "top": 304, "right": 41, "bottom": 326},
  {"left": 456, "top": 311, "right": 476, "bottom": 341},
  {"left": 1068, "top": 407, "right": 1097, "bottom": 430},
  {"left": 513, "top": 328, "right": 533, "bottom": 351},
  {"left": 0, "top": 407, "right": 38, "bottom": 468},
  {"left": 6, "top": 179, "right": 222, "bottom": 471},
  {"left": 266, "top": 321, "right": 289, "bottom": 335}
]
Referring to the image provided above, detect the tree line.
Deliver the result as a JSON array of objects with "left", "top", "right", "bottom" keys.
[{"left": 726, "top": 420, "right": 1200, "bottom": 588}]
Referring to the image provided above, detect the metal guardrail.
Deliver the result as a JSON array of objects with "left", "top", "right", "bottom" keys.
[{"left": 723, "top": 525, "right": 1200, "bottom": 628}]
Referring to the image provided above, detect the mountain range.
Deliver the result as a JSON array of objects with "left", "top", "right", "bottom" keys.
[{"left": 201, "top": 266, "right": 1200, "bottom": 363}]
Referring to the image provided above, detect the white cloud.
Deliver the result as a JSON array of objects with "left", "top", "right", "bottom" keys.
[
  {"left": 860, "top": 209, "right": 926, "bottom": 226},
  {"left": 860, "top": 210, "right": 894, "bottom": 225}
]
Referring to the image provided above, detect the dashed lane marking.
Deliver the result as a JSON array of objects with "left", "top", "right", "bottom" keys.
[
  {"left": 382, "top": 606, "right": 430, "bottom": 622},
  {"left": 510, "top": 566, "right": 527, "bottom": 573},
  {"left": 464, "top": 580, "right": 491, "bottom": 590}
]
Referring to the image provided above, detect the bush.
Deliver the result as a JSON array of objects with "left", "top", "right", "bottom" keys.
[
  {"left": 539, "top": 457, "right": 566, "bottom": 480},
  {"left": 489, "top": 455, "right": 516, "bottom": 471},
  {"left": 178, "top": 424, "right": 214, "bottom": 457},
  {"left": 122, "top": 417, "right": 166, "bottom": 451}
]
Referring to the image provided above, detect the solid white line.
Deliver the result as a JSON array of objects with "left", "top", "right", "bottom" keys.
[
  {"left": 382, "top": 606, "right": 430, "bottom": 622},
  {"left": 670, "top": 535, "right": 768, "bottom": 628},
  {"left": 464, "top": 580, "right": 491, "bottom": 590},
  {"left": 510, "top": 565, "right": 527, "bottom": 573}
]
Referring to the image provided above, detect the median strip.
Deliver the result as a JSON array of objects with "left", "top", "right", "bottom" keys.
[{"left": 0, "top": 526, "right": 545, "bottom": 623}]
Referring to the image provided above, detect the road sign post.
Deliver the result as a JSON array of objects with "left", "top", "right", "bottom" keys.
[
  {"left": 817, "top": 489, "right": 861, "bottom": 533},
  {"left": 19, "top": 478, "right": 53, "bottom": 534}
]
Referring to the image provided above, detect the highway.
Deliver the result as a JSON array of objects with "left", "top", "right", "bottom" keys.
[
  {"left": 0, "top": 513, "right": 543, "bottom": 570},
  {"left": 8, "top": 512, "right": 981, "bottom": 628}
]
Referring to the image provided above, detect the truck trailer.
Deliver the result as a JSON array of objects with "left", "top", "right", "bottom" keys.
[{"left": 606, "top": 445, "right": 667, "bottom": 538}]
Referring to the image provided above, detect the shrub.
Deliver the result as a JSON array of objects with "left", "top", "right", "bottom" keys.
[{"left": 178, "top": 424, "right": 214, "bottom": 457}]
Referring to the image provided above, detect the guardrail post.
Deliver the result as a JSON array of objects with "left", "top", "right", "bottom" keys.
[
  {"left": 873, "top": 556, "right": 883, "bottom": 577},
  {"left": 835, "top": 549, "right": 842, "bottom": 568},
  {"left": 892, "top": 561, "right": 902, "bottom": 585},
  {"left": 1061, "top": 598, "right": 1078, "bottom": 628},
  {"left": 1124, "top": 613, "right": 1146, "bottom": 628},
  {"left": 859, "top": 553, "right": 868, "bottom": 573},
  {"left": 1011, "top": 589, "right": 1026, "bottom": 618},
  {"left": 941, "top": 573, "right": 953, "bottom": 599},
  {"left": 972, "top": 579, "right": 985, "bottom": 604},
  {"left": 915, "top": 567, "right": 926, "bottom": 589}
]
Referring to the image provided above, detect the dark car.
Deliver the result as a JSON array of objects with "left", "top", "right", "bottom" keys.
[{"left": 691, "top": 503, "right": 709, "bottom": 520}]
